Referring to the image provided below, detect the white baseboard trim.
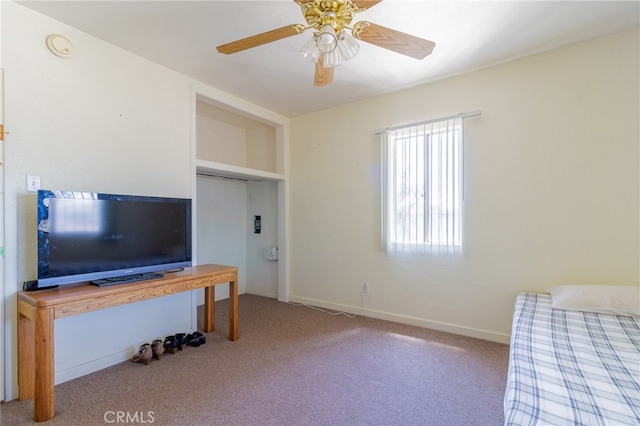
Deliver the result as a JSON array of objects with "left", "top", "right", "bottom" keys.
[
  {"left": 55, "top": 350, "right": 130, "bottom": 385},
  {"left": 245, "top": 289, "right": 278, "bottom": 299},
  {"left": 56, "top": 292, "right": 251, "bottom": 386},
  {"left": 289, "top": 295, "right": 511, "bottom": 344}
]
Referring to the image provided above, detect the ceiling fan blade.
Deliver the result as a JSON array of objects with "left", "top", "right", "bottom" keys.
[
  {"left": 352, "top": 1, "right": 384, "bottom": 11},
  {"left": 314, "top": 56, "right": 334, "bottom": 87},
  {"left": 353, "top": 21, "right": 435, "bottom": 60},
  {"left": 217, "top": 24, "right": 305, "bottom": 54}
]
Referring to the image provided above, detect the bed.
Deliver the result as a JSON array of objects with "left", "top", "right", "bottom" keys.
[{"left": 504, "top": 290, "right": 640, "bottom": 425}]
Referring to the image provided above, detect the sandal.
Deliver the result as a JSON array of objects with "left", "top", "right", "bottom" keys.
[{"left": 186, "top": 332, "right": 206, "bottom": 347}]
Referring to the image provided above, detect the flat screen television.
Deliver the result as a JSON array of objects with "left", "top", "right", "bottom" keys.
[{"left": 36, "top": 190, "right": 192, "bottom": 289}]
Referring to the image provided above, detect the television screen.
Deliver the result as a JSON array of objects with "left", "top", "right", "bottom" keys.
[{"left": 37, "top": 190, "right": 192, "bottom": 288}]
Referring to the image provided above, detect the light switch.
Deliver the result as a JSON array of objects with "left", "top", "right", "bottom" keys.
[{"left": 27, "top": 175, "right": 40, "bottom": 192}]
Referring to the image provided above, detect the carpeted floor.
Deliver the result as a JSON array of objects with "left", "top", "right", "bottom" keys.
[{"left": 2, "top": 294, "right": 509, "bottom": 425}]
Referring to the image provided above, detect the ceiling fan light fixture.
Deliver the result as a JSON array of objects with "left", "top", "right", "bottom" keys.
[
  {"left": 323, "top": 31, "right": 359, "bottom": 67},
  {"left": 316, "top": 24, "right": 338, "bottom": 53},
  {"left": 323, "top": 49, "right": 343, "bottom": 67},
  {"left": 300, "top": 36, "right": 321, "bottom": 62},
  {"left": 337, "top": 31, "right": 359, "bottom": 61}
]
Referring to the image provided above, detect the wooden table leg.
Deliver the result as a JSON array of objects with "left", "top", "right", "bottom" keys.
[
  {"left": 18, "top": 301, "right": 35, "bottom": 401},
  {"left": 229, "top": 272, "right": 238, "bottom": 341},
  {"left": 203, "top": 285, "right": 215, "bottom": 333},
  {"left": 34, "top": 307, "right": 55, "bottom": 422}
]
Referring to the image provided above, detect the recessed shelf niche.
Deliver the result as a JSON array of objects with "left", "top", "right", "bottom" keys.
[{"left": 196, "top": 98, "right": 284, "bottom": 181}]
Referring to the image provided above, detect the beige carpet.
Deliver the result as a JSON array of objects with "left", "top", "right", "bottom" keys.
[{"left": 2, "top": 294, "right": 509, "bottom": 425}]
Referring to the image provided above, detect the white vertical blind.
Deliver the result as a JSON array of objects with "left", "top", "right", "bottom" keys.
[{"left": 382, "top": 117, "right": 463, "bottom": 255}]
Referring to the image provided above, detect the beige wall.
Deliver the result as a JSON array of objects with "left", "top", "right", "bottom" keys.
[
  {"left": 289, "top": 29, "right": 639, "bottom": 342},
  {"left": 2, "top": 2, "right": 196, "bottom": 398}
]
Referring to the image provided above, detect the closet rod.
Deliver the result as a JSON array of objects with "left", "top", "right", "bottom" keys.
[
  {"left": 374, "top": 110, "right": 481, "bottom": 135},
  {"left": 196, "top": 172, "right": 261, "bottom": 183}
]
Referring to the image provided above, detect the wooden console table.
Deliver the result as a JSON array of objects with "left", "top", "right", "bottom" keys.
[{"left": 17, "top": 264, "right": 238, "bottom": 422}]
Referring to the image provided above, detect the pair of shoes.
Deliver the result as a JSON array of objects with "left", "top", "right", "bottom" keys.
[
  {"left": 186, "top": 332, "right": 206, "bottom": 347},
  {"left": 131, "top": 343, "right": 152, "bottom": 365},
  {"left": 163, "top": 333, "right": 187, "bottom": 354},
  {"left": 131, "top": 339, "right": 165, "bottom": 365}
]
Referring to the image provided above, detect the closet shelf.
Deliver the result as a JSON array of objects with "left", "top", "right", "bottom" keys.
[{"left": 196, "top": 159, "right": 285, "bottom": 182}]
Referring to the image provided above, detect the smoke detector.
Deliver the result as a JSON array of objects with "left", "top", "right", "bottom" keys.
[{"left": 45, "top": 34, "right": 74, "bottom": 58}]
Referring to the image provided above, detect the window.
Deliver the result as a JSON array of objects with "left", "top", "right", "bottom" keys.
[{"left": 382, "top": 117, "right": 463, "bottom": 254}]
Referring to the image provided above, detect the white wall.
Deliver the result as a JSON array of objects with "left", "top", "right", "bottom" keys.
[
  {"left": 196, "top": 176, "right": 248, "bottom": 302},
  {"left": 2, "top": 2, "right": 193, "bottom": 399},
  {"left": 289, "top": 29, "right": 640, "bottom": 343},
  {"left": 246, "top": 181, "right": 279, "bottom": 298},
  {"left": 196, "top": 100, "right": 278, "bottom": 173},
  {"left": 197, "top": 115, "right": 247, "bottom": 167}
]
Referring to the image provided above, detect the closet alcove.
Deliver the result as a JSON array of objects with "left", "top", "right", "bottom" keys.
[{"left": 192, "top": 89, "right": 289, "bottom": 304}]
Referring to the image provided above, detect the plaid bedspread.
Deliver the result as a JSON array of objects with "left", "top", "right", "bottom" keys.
[{"left": 504, "top": 292, "right": 640, "bottom": 426}]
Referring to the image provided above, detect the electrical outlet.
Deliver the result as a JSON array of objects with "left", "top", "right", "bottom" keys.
[
  {"left": 361, "top": 282, "right": 369, "bottom": 294},
  {"left": 26, "top": 175, "right": 41, "bottom": 192}
]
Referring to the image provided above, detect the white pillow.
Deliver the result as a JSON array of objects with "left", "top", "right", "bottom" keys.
[{"left": 549, "top": 285, "right": 640, "bottom": 317}]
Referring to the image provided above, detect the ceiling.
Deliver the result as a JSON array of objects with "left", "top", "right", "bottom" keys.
[{"left": 17, "top": 1, "right": 640, "bottom": 118}]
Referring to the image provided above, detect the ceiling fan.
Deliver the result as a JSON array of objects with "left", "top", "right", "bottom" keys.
[{"left": 216, "top": 0, "right": 436, "bottom": 87}]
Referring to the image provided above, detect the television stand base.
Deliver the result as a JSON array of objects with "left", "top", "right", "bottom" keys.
[
  {"left": 18, "top": 264, "right": 238, "bottom": 422},
  {"left": 90, "top": 272, "right": 164, "bottom": 287}
]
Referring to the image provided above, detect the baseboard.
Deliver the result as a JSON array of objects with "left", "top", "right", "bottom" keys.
[
  {"left": 245, "top": 289, "right": 278, "bottom": 299},
  {"left": 55, "top": 291, "right": 251, "bottom": 386},
  {"left": 289, "top": 296, "right": 511, "bottom": 344},
  {"left": 55, "top": 350, "right": 130, "bottom": 385}
]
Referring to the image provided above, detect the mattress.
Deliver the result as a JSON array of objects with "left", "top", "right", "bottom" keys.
[{"left": 504, "top": 292, "right": 640, "bottom": 425}]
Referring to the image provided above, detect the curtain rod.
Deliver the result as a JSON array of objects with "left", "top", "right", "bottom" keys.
[{"left": 374, "top": 110, "right": 482, "bottom": 135}]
